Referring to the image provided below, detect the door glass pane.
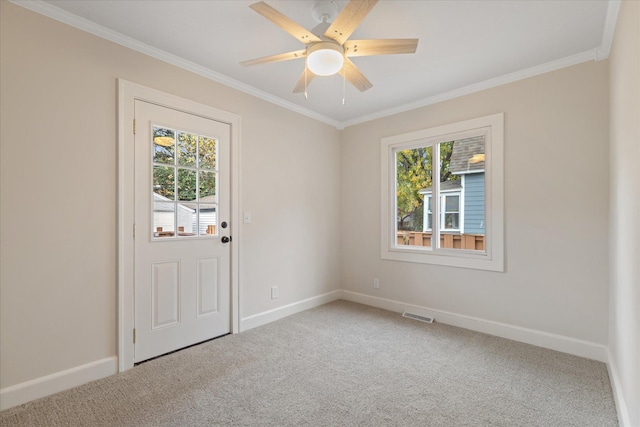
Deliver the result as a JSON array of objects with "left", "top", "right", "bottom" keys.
[
  {"left": 154, "top": 201, "right": 175, "bottom": 237},
  {"left": 153, "top": 127, "right": 175, "bottom": 164},
  {"left": 177, "top": 203, "right": 196, "bottom": 236},
  {"left": 177, "top": 168, "right": 196, "bottom": 202},
  {"left": 199, "top": 171, "right": 216, "bottom": 199},
  {"left": 153, "top": 166, "right": 175, "bottom": 200},
  {"left": 198, "top": 204, "right": 217, "bottom": 236},
  {"left": 177, "top": 132, "right": 197, "bottom": 167},
  {"left": 395, "top": 146, "right": 432, "bottom": 248},
  {"left": 199, "top": 136, "right": 217, "bottom": 170}
]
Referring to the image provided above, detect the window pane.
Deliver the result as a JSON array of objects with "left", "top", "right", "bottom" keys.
[
  {"left": 395, "top": 146, "right": 432, "bottom": 248},
  {"left": 153, "top": 166, "right": 174, "bottom": 200},
  {"left": 153, "top": 201, "right": 175, "bottom": 237},
  {"left": 439, "top": 141, "right": 457, "bottom": 183},
  {"left": 445, "top": 195, "right": 459, "bottom": 212},
  {"left": 177, "top": 202, "right": 195, "bottom": 236},
  {"left": 198, "top": 204, "right": 217, "bottom": 236},
  {"left": 199, "top": 171, "right": 216, "bottom": 199},
  {"left": 153, "top": 127, "right": 175, "bottom": 165},
  {"left": 199, "top": 136, "right": 217, "bottom": 170},
  {"left": 444, "top": 213, "right": 459, "bottom": 230},
  {"left": 437, "top": 136, "right": 485, "bottom": 251},
  {"left": 177, "top": 168, "right": 196, "bottom": 202},
  {"left": 177, "top": 132, "right": 197, "bottom": 167},
  {"left": 425, "top": 196, "right": 433, "bottom": 231}
]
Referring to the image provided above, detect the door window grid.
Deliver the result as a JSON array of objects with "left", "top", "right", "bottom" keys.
[{"left": 152, "top": 125, "right": 218, "bottom": 238}]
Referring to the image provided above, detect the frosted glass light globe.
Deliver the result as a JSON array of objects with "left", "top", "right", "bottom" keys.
[{"left": 306, "top": 42, "right": 344, "bottom": 76}]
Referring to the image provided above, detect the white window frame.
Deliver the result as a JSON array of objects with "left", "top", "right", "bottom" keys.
[
  {"left": 381, "top": 113, "right": 504, "bottom": 272},
  {"left": 423, "top": 191, "right": 461, "bottom": 233}
]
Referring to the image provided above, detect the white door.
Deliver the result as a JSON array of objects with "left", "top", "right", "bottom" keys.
[{"left": 134, "top": 100, "right": 231, "bottom": 363}]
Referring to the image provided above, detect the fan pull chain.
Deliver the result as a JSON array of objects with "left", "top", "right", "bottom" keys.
[
  {"left": 342, "top": 66, "right": 346, "bottom": 105},
  {"left": 304, "top": 65, "right": 308, "bottom": 100}
]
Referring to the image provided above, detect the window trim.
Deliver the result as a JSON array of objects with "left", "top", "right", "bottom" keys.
[{"left": 380, "top": 113, "right": 504, "bottom": 272}]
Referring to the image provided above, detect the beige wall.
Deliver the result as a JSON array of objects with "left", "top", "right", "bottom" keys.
[
  {"left": 0, "top": 2, "right": 341, "bottom": 388},
  {"left": 609, "top": 1, "right": 640, "bottom": 425},
  {"left": 340, "top": 60, "right": 610, "bottom": 344}
]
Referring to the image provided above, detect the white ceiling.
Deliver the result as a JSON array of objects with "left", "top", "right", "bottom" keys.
[{"left": 17, "top": 0, "right": 616, "bottom": 128}]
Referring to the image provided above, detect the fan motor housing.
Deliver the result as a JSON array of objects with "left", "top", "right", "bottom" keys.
[{"left": 311, "top": 0, "right": 339, "bottom": 23}]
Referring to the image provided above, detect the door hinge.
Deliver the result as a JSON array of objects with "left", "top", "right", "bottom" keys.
[
  {"left": 133, "top": 328, "right": 136, "bottom": 344},
  {"left": 133, "top": 119, "right": 136, "bottom": 135}
]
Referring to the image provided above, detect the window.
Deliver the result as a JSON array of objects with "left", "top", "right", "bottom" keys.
[
  {"left": 152, "top": 125, "right": 219, "bottom": 239},
  {"left": 424, "top": 193, "right": 461, "bottom": 232},
  {"left": 381, "top": 113, "right": 504, "bottom": 271}
]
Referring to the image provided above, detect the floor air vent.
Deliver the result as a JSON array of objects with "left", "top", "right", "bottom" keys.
[{"left": 402, "top": 312, "right": 434, "bottom": 323}]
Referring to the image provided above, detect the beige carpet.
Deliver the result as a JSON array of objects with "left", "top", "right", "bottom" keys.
[{"left": 0, "top": 301, "right": 617, "bottom": 426}]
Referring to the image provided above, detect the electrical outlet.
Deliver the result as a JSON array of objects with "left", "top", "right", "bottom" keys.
[
  {"left": 271, "top": 286, "right": 278, "bottom": 299},
  {"left": 373, "top": 278, "right": 380, "bottom": 289}
]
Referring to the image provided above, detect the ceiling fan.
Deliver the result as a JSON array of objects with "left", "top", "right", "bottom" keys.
[{"left": 240, "top": 0, "right": 419, "bottom": 94}]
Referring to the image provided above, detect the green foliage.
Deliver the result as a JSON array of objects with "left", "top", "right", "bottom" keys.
[{"left": 396, "top": 147, "right": 432, "bottom": 230}]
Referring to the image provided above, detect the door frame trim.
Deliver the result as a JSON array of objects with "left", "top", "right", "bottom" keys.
[{"left": 117, "top": 79, "right": 241, "bottom": 371}]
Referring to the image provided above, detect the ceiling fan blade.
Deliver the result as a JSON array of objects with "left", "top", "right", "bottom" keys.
[
  {"left": 241, "top": 49, "right": 307, "bottom": 67},
  {"left": 250, "top": 2, "right": 321, "bottom": 45},
  {"left": 344, "top": 39, "right": 418, "bottom": 57},
  {"left": 340, "top": 58, "right": 372, "bottom": 92},
  {"left": 324, "top": 0, "right": 378, "bottom": 45},
  {"left": 293, "top": 67, "right": 316, "bottom": 93}
]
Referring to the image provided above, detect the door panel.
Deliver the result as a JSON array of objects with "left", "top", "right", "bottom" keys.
[
  {"left": 151, "top": 261, "right": 180, "bottom": 329},
  {"left": 197, "top": 257, "right": 219, "bottom": 317},
  {"left": 134, "top": 100, "right": 231, "bottom": 363}
]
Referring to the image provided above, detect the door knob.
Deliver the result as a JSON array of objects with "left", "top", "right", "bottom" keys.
[{"left": 221, "top": 236, "right": 230, "bottom": 244}]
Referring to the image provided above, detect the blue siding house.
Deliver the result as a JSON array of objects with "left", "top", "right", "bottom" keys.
[{"left": 462, "top": 173, "right": 485, "bottom": 234}]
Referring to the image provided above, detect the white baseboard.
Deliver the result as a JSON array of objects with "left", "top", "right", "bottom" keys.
[
  {"left": 605, "top": 348, "right": 632, "bottom": 427},
  {"left": 340, "top": 290, "right": 608, "bottom": 362},
  {"left": 0, "top": 356, "right": 118, "bottom": 411},
  {"left": 240, "top": 290, "right": 342, "bottom": 332},
  {"left": 0, "top": 293, "right": 615, "bottom": 413}
]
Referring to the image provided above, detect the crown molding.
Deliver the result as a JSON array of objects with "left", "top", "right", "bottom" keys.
[
  {"left": 10, "top": 0, "right": 619, "bottom": 131},
  {"left": 341, "top": 49, "right": 597, "bottom": 128},
  {"left": 596, "top": 0, "right": 621, "bottom": 60},
  {"left": 9, "top": 0, "right": 342, "bottom": 129}
]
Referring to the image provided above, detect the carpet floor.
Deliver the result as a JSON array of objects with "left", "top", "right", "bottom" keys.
[{"left": 0, "top": 300, "right": 617, "bottom": 426}]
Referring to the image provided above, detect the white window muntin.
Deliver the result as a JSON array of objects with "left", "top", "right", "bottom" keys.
[
  {"left": 423, "top": 190, "right": 461, "bottom": 233},
  {"left": 381, "top": 113, "right": 504, "bottom": 272}
]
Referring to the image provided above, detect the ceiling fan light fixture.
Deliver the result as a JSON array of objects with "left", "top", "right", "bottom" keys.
[{"left": 307, "top": 42, "right": 344, "bottom": 76}]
